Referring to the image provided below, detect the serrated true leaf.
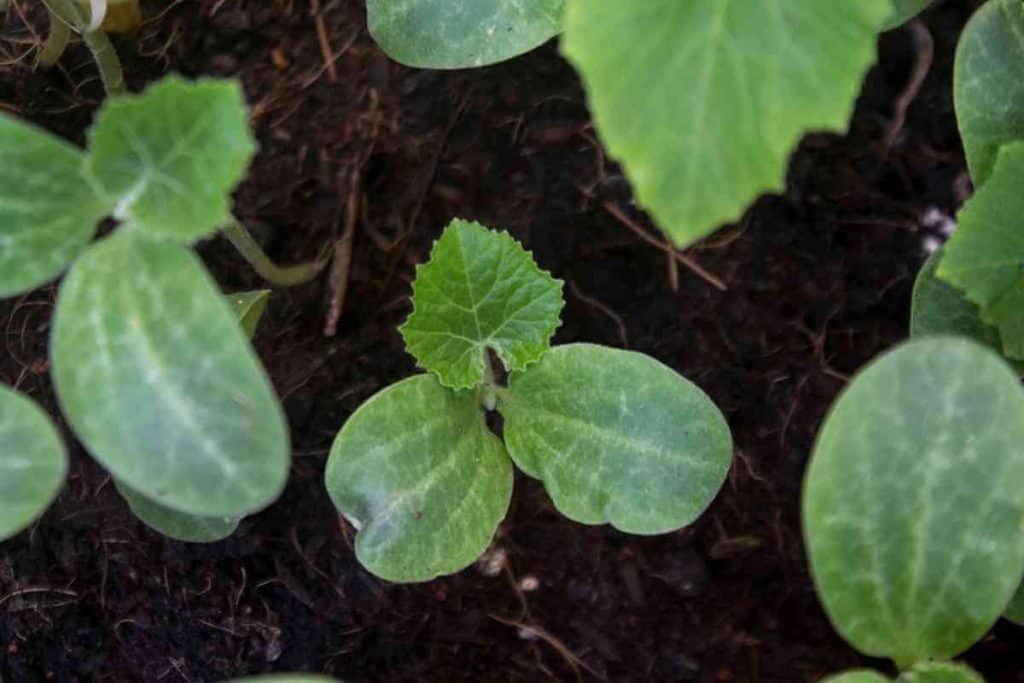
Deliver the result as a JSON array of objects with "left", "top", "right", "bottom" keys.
[
  {"left": 367, "top": 0, "right": 563, "bottom": 69},
  {"left": 52, "top": 231, "right": 289, "bottom": 518},
  {"left": 115, "top": 479, "right": 239, "bottom": 543},
  {"left": 901, "top": 663, "right": 984, "bottom": 683},
  {"left": 400, "top": 220, "right": 563, "bottom": 390},
  {"left": 954, "top": 0, "right": 1024, "bottom": 186},
  {"left": 227, "top": 290, "right": 270, "bottom": 339},
  {"left": 804, "top": 337, "right": 1024, "bottom": 666},
  {"left": 499, "top": 344, "right": 732, "bottom": 535},
  {"left": 85, "top": 76, "right": 256, "bottom": 243},
  {"left": 0, "top": 386, "right": 67, "bottom": 541},
  {"left": 0, "top": 116, "right": 105, "bottom": 297},
  {"left": 911, "top": 250, "right": 1004, "bottom": 353},
  {"left": 326, "top": 374, "right": 512, "bottom": 582},
  {"left": 938, "top": 141, "right": 1024, "bottom": 360},
  {"left": 884, "top": 0, "right": 932, "bottom": 30},
  {"left": 561, "top": 0, "right": 889, "bottom": 248}
]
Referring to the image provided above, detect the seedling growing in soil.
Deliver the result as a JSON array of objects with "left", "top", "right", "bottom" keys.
[
  {"left": 803, "top": 337, "right": 1024, "bottom": 677},
  {"left": 0, "top": 386, "right": 68, "bottom": 541},
  {"left": 0, "top": 76, "right": 316, "bottom": 542},
  {"left": 325, "top": 220, "right": 733, "bottom": 582}
]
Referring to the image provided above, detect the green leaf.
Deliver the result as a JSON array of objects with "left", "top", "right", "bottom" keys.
[
  {"left": 901, "top": 662, "right": 984, "bottom": 683},
  {"left": 884, "top": 0, "right": 931, "bottom": 30},
  {"left": 498, "top": 343, "right": 732, "bottom": 535},
  {"left": 115, "top": 479, "right": 239, "bottom": 543},
  {"left": 224, "top": 677, "right": 340, "bottom": 683},
  {"left": 561, "top": 0, "right": 890, "bottom": 248},
  {"left": 937, "top": 141, "right": 1024, "bottom": 360},
  {"left": 803, "top": 337, "right": 1024, "bottom": 665},
  {"left": 51, "top": 231, "right": 289, "bottom": 518},
  {"left": 1003, "top": 581, "right": 1024, "bottom": 625},
  {"left": 227, "top": 289, "right": 270, "bottom": 339},
  {"left": 0, "top": 386, "right": 67, "bottom": 541},
  {"left": 366, "top": 0, "right": 563, "bottom": 69},
  {"left": 954, "top": 0, "right": 1024, "bottom": 186},
  {"left": 823, "top": 672, "right": 891, "bottom": 683},
  {"left": 400, "top": 220, "right": 563, "bottom": 390},
  {"left": 85, "top": 76, "right": 256, "bottom": 243},
  {"left": 0, "top": 115, "right": 105, "bottom": 297},
  {"left": 911, "top": 250, "right": 1004, "bottom": 352},
  {"left": 326, "top": 374, "right": 512, "bottom": 583}
]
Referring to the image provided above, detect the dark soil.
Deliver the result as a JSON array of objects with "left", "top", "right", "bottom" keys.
[{"left": 2, "top": 1, "right": 1019, "bottom": 681}]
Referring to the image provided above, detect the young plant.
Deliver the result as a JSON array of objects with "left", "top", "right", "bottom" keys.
[
  {"left": 366, "top": 1, "right": 933, "bottom": 250},
  {"left": 803, "top": 337, "right": 1024, "bottom": 678},
  {"left": 0, "top": 386, "right": 67, "bottom": 541},
  {"left": 325, "top": 220, "right": 733, "bottom": 582},
  {"left": 0, "top": 76, "right": 314, "bottom": 543}
]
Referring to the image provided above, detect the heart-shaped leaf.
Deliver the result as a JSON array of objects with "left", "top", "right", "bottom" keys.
[
  {"left": 400, "top": 219, "right": 563, "bottom": 390},
  {"left": 115, "top": 479, "right": 239, "bottom": 543},
  {"left": 326, "top": 374, "right": 512, "bottom": 582},
  {"left": 85, "top": 76, "right": 256, "bottom": 243},
  {"left": 804, "top": 337, "right": 1024, "bottom": 666},
  {"left": 0, "top": 386, "right": 67, "bottom": 541},
  {"left": 52, "top": 231, "right": 289, "bottom": 518},
  {"left": 366, "top": 0, "right": 563, "bottom": 69},
  {"left": 561, "top": 0, "right": 890, "bottom": 247},
  {"left": 938, "top": 141, "right": 1024, "bottom": 360},
  {"left": 499, "top": 343, "right": 732, "bottom": 535},
  {"left": 954, "top": 0, "right": 1024, "bottom": 186},
  {"left": 0, "top": 116, "right": 105, "bottom": 297}
]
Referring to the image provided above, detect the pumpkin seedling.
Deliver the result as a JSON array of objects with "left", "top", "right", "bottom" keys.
[
  {"left": 0, "top": 76, "right": 318, "bottom": 542},
  {"left": 325, "top": 220, "right": 733, "bottom": 582},
  {"left": 803, "top": 337, "right": 1024, "bottom": 679}
]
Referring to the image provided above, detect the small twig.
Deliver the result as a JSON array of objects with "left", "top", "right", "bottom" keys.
[
  {"left": 882, "top": 19, "right": 934, "bottom": 151},
  {"left": 0, "top": 586, "right": 77, "bottom": 607},
  {"left": 221, "top": 220, "right": 325, "bottom": 288},
  {"left": 325, "top": 175, "right": 360, "bottom": 336},
  {"left": 310, "top": 0, "right": 338, "bottom": 83},
  {"left": 602, "top": 202, "right": 727, "bottom": 291},
  {"left": 489, "top": 614, "right": 599, "bottom": 683},
  {"left": 568, "top": 280, "right": 629, "bottom": 348}
]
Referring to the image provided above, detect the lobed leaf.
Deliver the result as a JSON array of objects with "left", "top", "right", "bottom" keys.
[
  {"left": 0, "top": 386, "right": 67, "bottom": 541},
  {"left": 499, "top": 344, "right": 732, "bottom": 535},
  {"left": 938, "top": 141, "right": 1024, "bottom": 360},
  {"left": 954, "top": 0, "right": 1024, "bottom": 186},
  {"left": 0, "top": 116, "right": 105, "bottom": 297},
  {"left": 51, "top": 231, "right": 289, "bottom": 518},
  {"left": 85, "top": 76, "right": 256, "bottom": 243},
  {"left": 400, "top": 220, "right": 563, "bottom": 390},
  {"left": 326, "top": 374, "right": 512, "bottom": 583},
  {"left": 803, "top": 337, "right": 1024, "bottom": 665},
  {"left": 116, "top": 479, "right": 239, "bottom": 543},
  {"left": 366, "top": 0, "right": 563, "bottom": 69},
  {"left": 561, "top": 0, "right": 890, "bottom": 248}
]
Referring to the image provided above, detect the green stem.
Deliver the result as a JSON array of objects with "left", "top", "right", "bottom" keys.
[
  {"left": 480, "top": 351, "right": 498, "bottom": 411},
  {"left": 221, "top": 220, "right": 324, "bottom": 288},
  {"left": 39, "top": 0, "right": 124, "bottom": 95},
  {"left": 38, "top": 6, "right": 71, "bottom": 67}
]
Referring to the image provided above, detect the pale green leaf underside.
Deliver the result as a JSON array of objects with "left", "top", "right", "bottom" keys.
[
  {"left": 804, "top": 337, "right": 1024, "bottom": 664},
  {"left": 228, "top": 289, "right": 271, "bottom": 339},
  {"left": 326, "top": 374, "right": 512, "bottom": 583},
  {"left": 901, "top": 663, "right": 984, "bottom": 683},
  {"left": 954, "top": 0, "right": 1024, "bottom": 186},
  {"left": 367, "top": 0, "right": 563, "bottom": 69},
  {"left": 884, "top": 0, "right": 931, "bottom": 31},
  {"left": 911, "top": 250, "right": 1004, "bottom": 353},
  {"left": 116, "top": 479, "right": 239, "bottom": 543},
  {"left": 1003, "top": 581, "right": 1024, "bottom": 625},
  {"left": 85, "top": 76, "right": 256, "bottom": 243},
  {"left": 938, "top": 141, "right": 1024, "bottom": 360},
  {"left": 561, "top": 0, "right": 890, "bottom": 248},
  {"left": 499, "top": 344, "right": 732, "bottom": 535},
  {"left": 0, "top": 116, "right": 105, "bottom": 298},
  {"left": 400, "top": 220, "right": 563, "bottom": 390},
  {"left": 0, "top": 386, "right": 67, "bottom": 541},
  {"left": 52, "top": 231, "right": 289, "bottom": 518}
]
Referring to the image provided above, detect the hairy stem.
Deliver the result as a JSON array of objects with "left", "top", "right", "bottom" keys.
[
  {"left": 39, "top": 0, "right": 124, "bottom": 95},
  {"left": 38, "top": 5, "right": 71, "bottom": 67},
  {"left": 221, "top": 221, "right": 325, "bottom": 288}
]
